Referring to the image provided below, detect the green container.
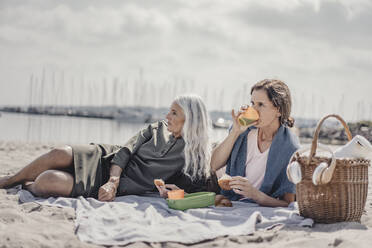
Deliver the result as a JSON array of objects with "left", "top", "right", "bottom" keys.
[{"left": 166, "top": 192, "right": 216, "bottom": 211}]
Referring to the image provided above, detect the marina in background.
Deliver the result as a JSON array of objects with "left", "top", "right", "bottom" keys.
[{"left": 1, "top": 68, "right": 371, "bottom": 145}]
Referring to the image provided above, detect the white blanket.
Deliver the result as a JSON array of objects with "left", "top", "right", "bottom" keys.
[{"left": 18, "top": 190, "right": 312, "bottom": 246}]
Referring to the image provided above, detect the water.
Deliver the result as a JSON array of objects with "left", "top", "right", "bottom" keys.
[{"left": 0, "top": 112, "right": 229, "bottom": 145}]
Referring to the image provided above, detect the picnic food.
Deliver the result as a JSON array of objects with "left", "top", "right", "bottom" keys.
[
  {"left": 218, "top": 174, "right": 232, "bottom": 190},
  {"left": 214, "top": 194, "right": 233, "bottom": 207},
  {"left": 154, "top": 179, "right": 165, "bottom": 187},
  {"left": 167, "top": 189, "right": 185, "bottom": 199},
  {"left": 238, "top": 107, "right": 259, "bottom": 126}
]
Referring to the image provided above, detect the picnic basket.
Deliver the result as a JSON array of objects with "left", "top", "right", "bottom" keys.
[{"left": 293, "top": 114, "right": 370, "bottom": 223}]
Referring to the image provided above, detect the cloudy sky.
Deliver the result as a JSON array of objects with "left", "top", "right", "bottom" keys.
[{"left": 1, "top": 0, "right": 372, "bottom": 121}]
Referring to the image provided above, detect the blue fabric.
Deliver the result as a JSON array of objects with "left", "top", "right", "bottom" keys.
[{"left": 222, "top": 125, "right": 300, "bottom": 202}]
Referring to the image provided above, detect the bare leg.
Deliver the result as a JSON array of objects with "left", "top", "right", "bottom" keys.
[
  {"left": 0, "top": 146, "right": 73, "bottom": 189},
  {"left": 25, "top": 170, "right": 74, "bottom": 197},
  {"left": 0, "top": 176, "right": 11, "bottom": 188}
]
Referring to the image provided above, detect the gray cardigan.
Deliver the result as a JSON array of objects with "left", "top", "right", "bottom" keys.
[{"left": 222, "top": 125, "right": 300, "bottom": 202}]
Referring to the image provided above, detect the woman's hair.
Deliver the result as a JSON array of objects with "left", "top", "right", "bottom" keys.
[
  {"left": 174, "top": 94, "right": 212, "bottom": 180},
  {"left": 250, "top": 79, "right": 294, "bottom": 128}
]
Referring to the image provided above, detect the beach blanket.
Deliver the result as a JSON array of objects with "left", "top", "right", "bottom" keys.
[{"left": 18, "top": 190, "right": 313, "bottom": 246}]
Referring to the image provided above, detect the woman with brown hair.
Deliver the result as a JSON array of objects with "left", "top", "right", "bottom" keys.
[{"left": 211, "top": 79, "right": 299, "bottom": 207}]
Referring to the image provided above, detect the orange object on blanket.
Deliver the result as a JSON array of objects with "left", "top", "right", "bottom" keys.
[
  {"left": 154, "top": 179, "right": 165, "bottom": 187},
  {"left": 167, "top": 189, "right": 185, "bottom": 199}
]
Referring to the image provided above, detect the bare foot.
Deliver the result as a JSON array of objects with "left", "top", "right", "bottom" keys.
[{"left": 0, "top": 175, "right": 12, "bottom": 189}]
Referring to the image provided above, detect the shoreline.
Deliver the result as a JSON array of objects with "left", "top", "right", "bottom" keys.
[{"left": 2, "top": 109, "right": 372, "bottom": 145}]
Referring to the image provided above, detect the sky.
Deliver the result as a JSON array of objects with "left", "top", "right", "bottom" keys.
[{"left": 0, "top": 0, "right": 372, "bottom": 121}]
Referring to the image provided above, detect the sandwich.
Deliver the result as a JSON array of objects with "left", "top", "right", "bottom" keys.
[{"left": 218, "top": 174, "right": 232, "bottom": 190}]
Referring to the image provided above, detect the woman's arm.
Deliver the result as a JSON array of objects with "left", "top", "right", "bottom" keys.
[
  {"left": 98, "top": 164, "right": 122, "bottom": 201},
  {"left": 250, "top": 191, "right": 294, "bottom": 207},
  {"left": 230, "top": 176, "right": 294, "bottom": 207},
  {"left": 211, "top": 109, "right": 257, "bottom": 172},
  {"left": 210, "top": 129, "right": 240, "bottom": 172}
]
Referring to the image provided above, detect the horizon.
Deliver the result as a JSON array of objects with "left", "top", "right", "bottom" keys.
[{"left": 1, "top": 0, "right": 372, "bottom": 122}]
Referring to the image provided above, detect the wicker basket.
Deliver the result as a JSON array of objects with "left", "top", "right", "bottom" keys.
[{"left": 293, "top": 114, "right": 370, "bottom": 223}]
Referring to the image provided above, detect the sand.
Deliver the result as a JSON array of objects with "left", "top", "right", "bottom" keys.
[{"left": 1, "top": 140, "right": 372, "bottom": 248}]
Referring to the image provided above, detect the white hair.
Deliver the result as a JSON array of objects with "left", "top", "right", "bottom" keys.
[{"left": 174, "top": 94, "right": 212, "bottom": 181}]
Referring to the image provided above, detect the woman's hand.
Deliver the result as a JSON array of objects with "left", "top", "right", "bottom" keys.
[
  {"left": 230, "top": 176, "right": 260, "bottom": 200},
  {"left": 230, "top": 105, "right": 258, "bottom": 135},
  {"left": 155, "top": 184, "right": 181, "bottom": 198},
  {"left": 98, "top": 177, "right": 119, "bottom": 202},
  {"left": 230, "top": 176, "right": 292, "bottom": 207},
  {"left": 210, "top": 106, "right": 258, "bottom": 172}
]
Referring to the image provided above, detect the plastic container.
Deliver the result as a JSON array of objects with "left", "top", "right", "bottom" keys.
[{"left": 166, "top": 192, "right": 216, "bottom": 210}]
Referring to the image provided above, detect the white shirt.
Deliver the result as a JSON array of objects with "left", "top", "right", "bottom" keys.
[{"left": 245, "top": 129, "right": 270, "bottom": 189}]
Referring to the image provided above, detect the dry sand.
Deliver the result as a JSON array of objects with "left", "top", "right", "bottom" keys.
[{"left": 1, "top": 140, "right": 372, "bottom": 248}]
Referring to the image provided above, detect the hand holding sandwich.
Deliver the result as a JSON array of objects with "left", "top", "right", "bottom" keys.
[
  {"left": 154, "top": 179, "right": 182, "bottom": 198},
  {"left": 229, "top": 176, "right": 260, "bottom": 201}
]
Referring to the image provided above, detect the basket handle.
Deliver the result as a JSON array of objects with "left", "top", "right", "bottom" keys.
[
  {"left": 308, "top": 114, "right": 352, "bottom": 185},
  {"left": 309, "top": 114, "right": 352, "bottom": 160}
]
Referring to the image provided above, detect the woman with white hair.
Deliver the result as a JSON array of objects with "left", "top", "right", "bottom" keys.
[{"left": 0, "top": 94, "right": 216, "bottom": 201}]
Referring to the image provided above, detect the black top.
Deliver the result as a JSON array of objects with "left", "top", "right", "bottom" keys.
[{"left": 111, "top": 121, "right": 218, "bottom": 196}]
